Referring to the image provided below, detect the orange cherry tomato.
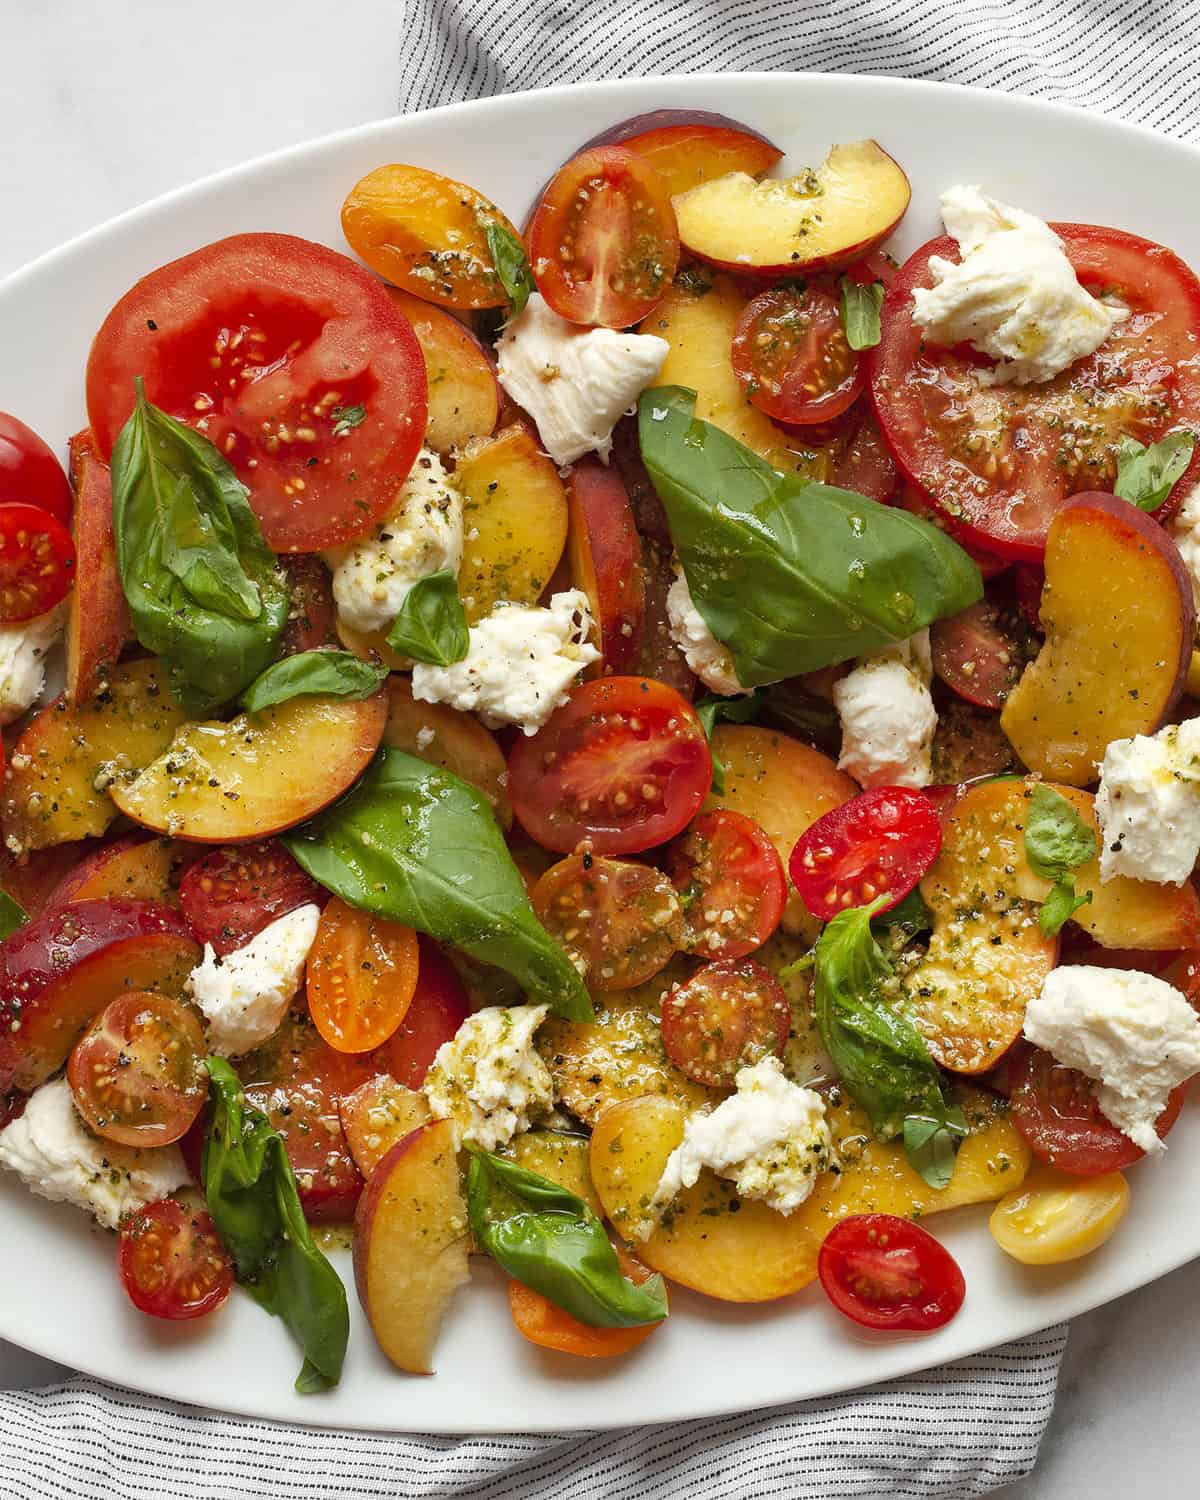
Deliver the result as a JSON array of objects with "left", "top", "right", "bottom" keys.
[
  {"left": 508, "top": 1243, "right": 666, "bottom": 1357},
  {"left": 118, "top": 1199, "right": 233, "bottom": 1321},
  {"left": 306, "top": 896, "right": 420, "bottom": 1053}
]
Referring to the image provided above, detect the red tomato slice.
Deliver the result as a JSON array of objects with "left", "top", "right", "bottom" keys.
[
  {"left": 531, "top": 853, "right": 683, "bottom": 991},
  {"left": 930, "top": 598, "right": 1027, "bottom": 710},
  {"left": 1009, "top": 1044, "right": 1184, "bottom": 1176},
  {"left": 666, "top": 808, "right": 786, "bottom": 960},
  {"left": 732, "top": 283, "right": 864, "bottom": 425},
  {"left": 789, "top": 787, "right": 942, "bottom": 921},
  {"left": 305, "top": 897, "right": 419, "bottom": 1053},
  {"left": 85, "top": 232, "right": 428, "bottom": 552},
  {"left": 870, "top": 225, "right": 1200, "bottom": 559},
  {"left": 829, "top": 404, "right": 898, "bottom": 503},
  {"left": 0, "top": 502, "right": 75, "bottom": 624},
  {"left": 118, "top": 1198, "right": 233, "bottom": 1321},
  {"left": 380, "top": 937, "right": 471, "bottom": 1089},
  {"left": 68, "top": 992, "right": 207, "bottom": 1147},
  {"left": 508, "top": 676, "right": 712, "bottom": 856},
  {"left": 179, "top": 840, "right": 323, "bottom": 957},
  {"left": 528, "top": 147, "right": 680, "bottom": 328},
  {"left": 818, "top": 1213, "right": 966, "bottom": 1332},
  {"left": 0, "top": 413, "right": 72, "bottom": 525},
  {"left": 660, "top": 957, "right": 791, "bottom": 1089}
]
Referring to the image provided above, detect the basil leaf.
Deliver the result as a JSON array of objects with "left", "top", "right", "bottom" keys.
[
  {"left": 757, "top": 680, "right": 842, "bottom": 756},
  {"left": 839, "top": 278, "right": 885, "bottom": 351},
  {"left": 111, "top": 380, "right": 289, "bottom": 714},
  {"left": 814, "top": 900, "right": 965, "bottom": 1186},
  {"left": 694, "top": 690, "right": 764, "bottom": 794},
  {"left": 638, "top": 388, "right": 982, "bottom": 687},
  {"left": 1039, "top": 878, "right": 1093, "bottom": 938},
  {"left": 0, "top": 888, "right": 28, "bottom": 941},
  {"left": 283, "top": 749, "right": 591, "bottom": 1021},
  {"left": 467, "top": 1150, "right": 668, "bottom": 1328},
  {"left": 1114, "top": 432, "right": 1194, "bottom": 512},
  {"left": 486, "top": 223, "right": 535, "bottom": 322},
  {"left": 240, "top": 650, "right": 388, "bottom": 714},
  {"left": 201, "top": 1058, "right": 348, "bottom": 1392},
  {"left": 331, "top": 404, "right": 366, "bottom": 438},
  {"left": 871, "top": 887, "right": 934, "bottom": 938},
  {"left": 386, "top": 570, "right": 470, "bottom": 666},
  {"left": 1023, "top": 784, "right": 1097, "bottom": 937}
]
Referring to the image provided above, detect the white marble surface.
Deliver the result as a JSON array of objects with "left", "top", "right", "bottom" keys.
[{"left": 1, "top": 2, "right": 1198, "bottom": 1494}]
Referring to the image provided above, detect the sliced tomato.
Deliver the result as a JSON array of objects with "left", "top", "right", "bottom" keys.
[
  {"left": 930, "top": 598, "right": 1027, "bottom": 710},
  {"left": 1009, "top": 1044, "right": 1185, "bottom": 1176},
  {"left": 118, "top": 1198, "right": 233, "bottom": 1320},
  {"left": 666, "top": 809, "right": 785, "bottom": 959},
  {"left": 789, "top": 787, "right": 942, "bottom": 920},
  {"left": 0, "top": 502, "right": 75, "bottom": 624},
  {"left": 531, "top": 853, "right": 683, "bottom": 991},
  {"left": 179, "top": 840, "right": 323, "bottom": 956},
  {"left": 509, "top": 677, "right": 711, "bottom": 855},
  {"left": 67, "top": 992, "right": 207, "bottom": 1147},
  {"left": 306, "top": 897, "right": 419, "bottom": 1053},
  {"left": 85, "top": 232, "right": 427, "bottom": 552},
  {"left": 829, "top": 404, "right": 897, "bottom": 503},
  {"left": 732, "top": 283, "right": 864, "bottom": 425},
  {"left": 660, "top": 957, "right": 790, "bottom": 1088},
  {"left": 528, "top": 146, "right": 680, "bottom": 328},
  {"left": 818, "top": 1213, "right": 966, "bottom": 1332},
  {"left": 870, "top": 225, "right": 1200, "bottom": 559},
  {"left": 0, "top": 413, "right": 72, "bottom": 525}
]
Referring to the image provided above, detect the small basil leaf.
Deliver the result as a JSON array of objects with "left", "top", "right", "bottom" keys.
[
  {"left": 839, "top": 278, "right": 885, "bottom": 351},
  {"left": 1039, "top": 877, "right": 1093, "bottom": 939},
  {"left": 240, "top": 650, "right": 388, "bottom": 714},
  {"left": 331, "top": 404, "right": 367, "bottom": 438},
  {"left": 485, "top": 222, "right": 536, "bottom": 322},
  {"left": 1024, "top": 784, "right": 1097, "bottom": 941},
  {"left": 756, "top": 681, "right": 842, "bottom": 756},
  {"left": 283, "top": 749, "right": 591, "bottom": 1021},
  {"left": 1114, "top": 432, "right": 1195, "bottom": 512},
  {"left": 0, "top": 888, "right": 28, "bottom": 941},
  {"left": 386, "top": 570, "right": 470, "bottom": 666},
  {"left": 871, "top": 887, "right": 934, "bottom": 938},
  {"left": 467, "top": 1151, "right": 668, "bottom": 1328},
  {"left": 694, "top": 690, "right": 764, "bottom": 794},
  {"left": 903, "top": 1107, "right": 969, "bottom": 1192}
]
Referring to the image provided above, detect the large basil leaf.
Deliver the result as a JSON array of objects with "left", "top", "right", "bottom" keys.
[
  {"left": 638, "top": 387, "right": 982, "bottom": 687},
  {"left": 240, "top": 650, "right": 388, "bottom": 713},
  {"left": 814, "top": 900, "right": 966, "bottom": 1189},
  {"left": 111, "top": 381, "right": 290, "bottom": 714},
  {"left": 468, "top": 1150, "right": 668, "bottom": 1327},
  {"left": 283, "top": 749, "right": 591, "bottom": 1021},
  {"left": 1023, "top": 784, "right": 1097, "bottom": 937},
  {"left": 201, "top": 1058, "right": 348, "bottom": 1393}
]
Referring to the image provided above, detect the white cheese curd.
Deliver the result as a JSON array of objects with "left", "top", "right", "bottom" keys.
[
  {"left": 186, "top": 903, "right": 321, "bottom": 1057},
  {"left": 495, "top": 294, "right": 669, "bottom": 466},
  {"left": 324, "top": 447, "right": 463, "bottom": 635},
  {"left": 0, "top": 1077, "right": 188, "bottom": 1229},
  {"left": 832, "top": 631, "right": 937, "bottom": 789},
  {"left": 1170, "top": 484, "right": 1200, "bottom": 609},
  {"left": 0, "top": 603, "right": 65, "bottom": 727},
  {"left": 1096, "top": 719, "right": 1200, "bottom": 886},
  {"left": 423, "top": 1004, "right": 554, "bottom": 1152},
  {"left": 646, "top": 1057, "right": 834, "bottom": 1233},
  {"left": 1024, "top": 966, "right": 1200, "bottom": 1153},
  {"left": 411, "top": 589, "right": 599, "bottom": 735},
  {"left": 911, "top": 186, "right": 1127, "bottom": 385},
  {"left": 665, "top": 567, "right": 747, "bottom": 696}
]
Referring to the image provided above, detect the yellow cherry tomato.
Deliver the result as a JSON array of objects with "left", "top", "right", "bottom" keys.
[{"left": 989, "top": 1165, "right": 1130, "bottom": 1266}]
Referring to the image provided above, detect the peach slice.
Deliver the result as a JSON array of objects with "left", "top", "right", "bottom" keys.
[
  {"left": 65, "top": 430, "right": 132, "bottom": 706},
  {"left": 1001, "top": 494, "right": 1193, "bottom": 785},
  {"left": 580, "top": 111, "right": 783, "bottom": 197},
  {"left": 383, "top": 677, "right": 511, "bottom": 827},
  {"left": 502, "top": 1129, "right": 603, "bottom": 1219},
  {"left": 110, "top": 688, "right": 388, "bottom": 842},
  {"left": 45, "top": 833, "right": 183, "bottom": 909},
  {"left": 672, "top": 140, "right": 911, "bottom": 276},
  {"left": 340, "top": 1075, "right": 432, "bottom": 1178},
  {"left": 387, "top": 289, "right": 499, "bottom": 453},
  {"left": 0, "top": 843, "right": 92, "bottom": 921},
  {"left": 2, "top": 658, "right": 189, "bottom": 854},
  {"left": 353, "top": 1119, "right": 471, "bottom": 1374},
  {"left": 566, "top": 458, "right": 645, "bottom": 673}
]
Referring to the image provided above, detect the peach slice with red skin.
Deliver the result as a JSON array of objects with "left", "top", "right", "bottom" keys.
[
  {"left": 386, "top": 289, "right": 499, "bottom": 453},
  {"left": 65, "top": 430, "right": 132, "bottom": 706},
  {"left": 339, "top": 1076, "right": 432, "bottom": 1179},
  {"left": 576, "top": 110, "right": 783, "bottom": 198},
  {"left": 45, "top": 833, "right": 184, "bottom": 910},
  {"left": 567, "top": 457, "right": 645, "bottom": 673}
]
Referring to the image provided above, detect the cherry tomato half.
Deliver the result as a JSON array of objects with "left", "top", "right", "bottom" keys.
[
  {"left": 0, "top": 502, "right": 75, "bottom": 624},
  {"left": 118, "top": 1198, "right": 233, "bottom": 1320},
  {"left": 829, "top": 404, "right": 897, "bottom": 503},
  {"left": 531, "top": 854, "right": 683, "bottom": 992},
  {"left": 732, "top": 283, "right": 864, "bottom": 425},
  {"left": 0, "top": 413, "right": 72, "bottom": 525},
  {"left": 528, "top": 146, "right": 680, "bottom": 328},
  {"left": 306, "top": 896, "right": 419, "bottom": 1053},
  {"left": 666, "top": 809, "right": 786, "bottom": 960},
  {"left": 930, "top": 598, "right": 1028, "bottom": 710},
  {"left": 818, "top": 1213, "right": 966, "bottom": 1332},
  {"left": 660, "top": 957, "right": 791, "bottom": 1089},
  {"left": 789, "top": 787, "right": 942, "bottom": 921},
  {"left": 508, "top": 677, "right": 712, "bottom": 856},
  {"left": 179, "top": 840, "right": 323, "bottom": 957},
  {"left": 68, "top": 992, "right": 207, "bottom": 1147}
]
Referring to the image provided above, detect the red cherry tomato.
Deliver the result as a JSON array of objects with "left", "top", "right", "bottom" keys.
[
  {"left": 0, "top": 502, "right": 75, "bottom": 624},
  {"left": 528, "top": 146, "right": 680, "bottom": 328},
  {"left": 818, "top": 1213, "right": 966, "bottom": 1332},
  {"left": 930, "top": 598, "right": 1027, "bottom": 710},
  {"left": 179, "top": 840, "right": 323, "bottom": 956},
  {"left": 508, "top": 676, "right": 712, "bottom": 855},
  {"left": 68, "top": 992, "right": 207, "bottom": 1148},
  {"left": 1012, "top": 564, "right": 1045, "bottom": 631},
  {"left": 789, "top": 787, "right": 942, "bottom": 921},
  {"left": 1009, "top": 1044, "right": 1185, "bottom": 1176},
  {"left": 118, "top": 1199, "right": 233, "bottom": 1321},
  {"left": 0, "top": 413, "right": 72, "bottom": 525},
  {"left": 732, "top": 283, "right": 864, "bottom": 425},
  {"left": 830, "top": 405, "right": 898, "bottom": 503},
  {"left": 660, "top": 957, "right": 791, "bottom": 1089},
  {"left": 85, "top": 232, "right": 427, "bottom": 552},
  {"left": 666, "top": 808, "right": 786, "bottom": 960}
]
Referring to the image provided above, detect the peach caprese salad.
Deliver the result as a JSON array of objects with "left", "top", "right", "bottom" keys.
[{"left": 1, "top": 109, "right": 1200, "bottom": 1389}]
